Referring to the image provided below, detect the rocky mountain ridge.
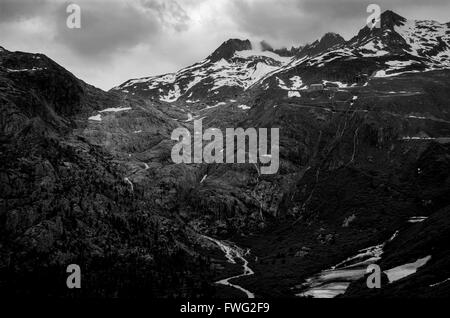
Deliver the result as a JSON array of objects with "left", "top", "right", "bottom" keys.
[{"left": 113, "top": 11, "right": 450, "bottom": 107}]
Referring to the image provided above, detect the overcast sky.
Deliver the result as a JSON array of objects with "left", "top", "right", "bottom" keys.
[{"left": 1, "top": 0, "right": 449, "bottom": 90}]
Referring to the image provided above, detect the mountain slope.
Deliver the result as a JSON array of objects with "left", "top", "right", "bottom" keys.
[
  {"left": 0, "top": 46, "right": 214, "bottom": 297},
  {"left": 113, "top": 10, "right": 450, "bottom": 108},
  {"left": 259, "top": 10, "right": 450, "bottom": 91},
  {"left": 109, "top": 10, "right": 450, "bottom": 299},
  {"left": 112, "top": 39, "right": 293, "bottom": 104}
]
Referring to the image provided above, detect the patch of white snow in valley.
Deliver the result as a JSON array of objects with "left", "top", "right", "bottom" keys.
[
  {"left": 277, "top": 76, "right": 307, "bottom": 91},
  {"left": 323, "top": 80, "right": 350, "bottom": 88},
  {"left": 402, "top": 136, "right": 435, "bottom": 141},
  {"left": 238, "top": 104, "right": 251, "bottom": 110},
  {"left": 385, "top": 60, "right": 416, "bottom": 68},
  {"left": 7, "top": 67, "right": 46, "bottom": 72},
  {"left": 99, "top": 107, "right": 132, "bottom": 113},
  {"left": 288, "top": 91, "right": 301, "bottom": 98},
  {"left": 408, "top": 115, "right": 427, "bottom": 120},
  {"left": 203, "top": 102, "right": 226, "bottom": 110},
  {"left": 373, "top": 69, "right": 422, "bottom": 78},
  {"left": 408, "top": 216, "right": 428, "bottom": 223},
  {"left": 200, "top": 175, "right": 207, "bottom": 184},
  {"left": 296, "top": 232, "right": 399, "bottom": 298},
  {"left": 88, "top": 114, "right": 102, "bottom": 122},
  {"left": 385, "top": 256, "right": 432, "bottom": 283},
  {"left": 297, "top": 243, "right": 384, "bottom": 298}
]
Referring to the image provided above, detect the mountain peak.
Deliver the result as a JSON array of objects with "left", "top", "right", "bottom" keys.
[
  {"left": 380, "top": 10, "right": 407, "bottom": 28},
  {"left": 349, "top": 10, "right": 408, "bottom": 47},
  {"left": 296, "top": 32, "right": 345, "bottom": 58},
  {"left": 322, "top": 32, "right": 343, "bottom": 39},
  {"left": 320, "top": 32, "right": 345, "bottom": 45},
  {"left": 208, "top": 39, "right": 252, "bottom": 62},
  {"left": 381, "top": 10, "right": 405, "bottom": 20},
  {"left": 258, "top": 40, "right": 300, "bottom": 57}
]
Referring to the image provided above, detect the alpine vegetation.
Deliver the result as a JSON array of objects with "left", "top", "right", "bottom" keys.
[{"left": 171, "top": 119, "right": 280, "bottom": 175}]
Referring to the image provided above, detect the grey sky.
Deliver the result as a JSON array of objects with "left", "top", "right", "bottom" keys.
[{"left": 0, "top": 0, "right": 449, "bottom": 90}]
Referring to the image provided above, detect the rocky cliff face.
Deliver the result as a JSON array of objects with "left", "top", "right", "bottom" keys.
[
  {"left": 296, "top": 32, "right": 346, "bottom": 58},
  {"left": 208, "top": 39, "right": 253, "bottom": 62}
]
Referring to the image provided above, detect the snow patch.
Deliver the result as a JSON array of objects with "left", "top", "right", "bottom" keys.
[
  {"left": 234, "top": 50, "right": 292, "bottom": 64},
  {"left": 88, "top": 115, "right": 102, "bottom": 122},
  {"left": 99, "top": 107, "right": 132, "bottom": 113},
  {"left": 408, "top": 216, "right": 428, "bottom": 223},
  {"left": 238, "top": 104, "right": 251, "bottom": 110},
  {"left": 288, "top": 91, "right": 301, "bottom": 98},
  {"left": 385, "top": 256, "right": 432, "bottom": 283}
]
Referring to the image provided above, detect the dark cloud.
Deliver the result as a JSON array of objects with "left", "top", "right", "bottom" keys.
[
  {"left": 1, "top": 0, "right": 191, "bottom": 59},
  {"left": 226, "top": 0, "right": 450, "bottom": 46},
  {"left": 54, "top": 1, "right": 161, "bottom": 58},
  {"left": 140, "top": 0, "right": 190, "bottom": 32},
  {"left": 226, "top": 0, "right": 360, "bottom": 46},
  {"left": 0, "top": 0, "right": 51, "bottom": 23},
  {"left": 299, "top": 0, "right": 367, "bottom": 19},
  {"left": 227, "top": 0, "right": 307, "bottom": 44}
]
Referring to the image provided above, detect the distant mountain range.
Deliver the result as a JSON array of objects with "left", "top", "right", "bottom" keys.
[{"left": 112, "top": 10, "right": 450, "bottom": 105}]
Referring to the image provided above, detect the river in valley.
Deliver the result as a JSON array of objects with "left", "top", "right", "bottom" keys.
[{"left": 203, "top": 236, "right": 255, "bottom": 298}]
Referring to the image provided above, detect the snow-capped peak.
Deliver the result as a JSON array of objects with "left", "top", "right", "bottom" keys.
[
  {"left": 208, "top": 39, "right": 252, "bottom": 62},
  {"left": 112, "top": 39, "right": 292, "bottom": 103},
  {"left": 347, "top": 10, "right": 450, "bottom": 59},
  {"left": 113, "top": 11, "right": 450, "bottom": 104}
]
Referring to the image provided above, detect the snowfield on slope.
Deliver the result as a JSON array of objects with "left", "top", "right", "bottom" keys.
[{"left": 113, "top": 49, "right": 292, "bottom": 103}]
